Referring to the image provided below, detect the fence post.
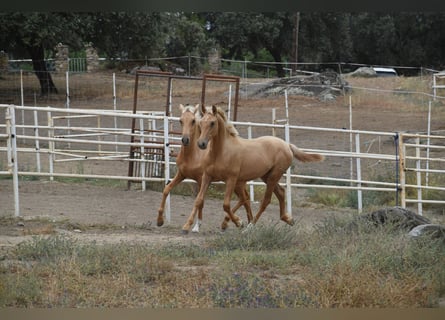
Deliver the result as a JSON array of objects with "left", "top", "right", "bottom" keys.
[
  {"left": 228, "top": 84, "right": 232, "bottom": 120},
  {"left": 163, "top": 115, "right": 171, "bottom": 223},
  {"left": 113, "top": 72, "right": 118, "bottom": 152},
  {"left": 33, "top": 110, "right": 41, "bottom": 173},
  {"left": 47, "top": 110, "right": 54, "bottom": 181},
  {"left": 6, "top": 106, "right": 20, "bottom": 217},
  {"left": 415, "top": 136, "right": 423, "bottom": 215},
  {"left": 272, "top": 108, "right": 276, "bottom": 137},
  {"left": 426, "top": 101, "right": 431, "bottom": 187},
  {"left": 139, "top": 118, "right": 146, "bottom": 191},
  {"left": 20, "top": 70, "right": 25, "bottom": 139},
  {"left": 398, "top": 133, "right": 406, "bottom": 208},
  {"left": 247, "top": 125, "right": 255, "bottom": 203},
  {"left": 285, "top": 123, "right": 292, "bottom": 217},
  {"left": 355, "top": 133, "right": 363, "bottom": 213},
  {"left": 65, "top": 71, "right": 71, "bottom": 148}
]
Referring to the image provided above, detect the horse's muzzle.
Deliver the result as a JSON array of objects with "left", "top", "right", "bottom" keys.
[
  {"left": 181, "top": 136, "right": 190, "bottom": 146},
  {"left": 198, "top": 139, "right": 208, "bottom": 150}
]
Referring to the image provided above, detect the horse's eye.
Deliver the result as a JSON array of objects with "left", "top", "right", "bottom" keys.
[
  {"left": 192, "top": 119, "right": 196, "bottom": 125},
  {"left": 210, "top": 121, "right": 215, "bottom": 128}
]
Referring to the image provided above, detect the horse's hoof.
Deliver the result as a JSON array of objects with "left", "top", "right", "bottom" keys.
[
  {"left": 157, "top": 221, "right": 164, "bottom": 227},
  {"left": 237, "top": 220, "right": 244, "bottom": 228},
  {"left": 182, "top": 229, "right": 189, "bottom": 235},
  {"left": 287, "top": 218, "right": 295, "bottom": 226}
]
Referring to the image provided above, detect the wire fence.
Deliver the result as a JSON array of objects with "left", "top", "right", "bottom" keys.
[
  {"left": 1, "top": 60, "right": 444, "bottom": 222},
  {"left": 1, "top": 103, "right": 444, "bottom": 221}
]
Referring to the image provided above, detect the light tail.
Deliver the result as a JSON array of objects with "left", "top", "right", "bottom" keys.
[{"left": 289, "top": 144, "right": 324, "bottom": 162}]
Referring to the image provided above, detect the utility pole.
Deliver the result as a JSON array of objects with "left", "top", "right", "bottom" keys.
[{"left": 292, "top": 12, "right": 300, "bottom": 74}]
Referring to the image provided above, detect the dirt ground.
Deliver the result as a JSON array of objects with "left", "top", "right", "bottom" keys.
[
  {"left": 1, "top": 74, "right": 444, "bottom": 248},
  {"left": 0, "top": 178, "right": 356, "bottom": 248}
]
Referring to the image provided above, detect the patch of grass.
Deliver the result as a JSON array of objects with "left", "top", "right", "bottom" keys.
[
  {"left": 15, "top": 235, "right": 77, "bottom": 262},
  {"left": 207, "top": 272, "right": 305, "bottom": 307},
  {"left": 292, "top": 215, "right": 445, "bottom": 307},
  {"left": 1, "top": 219, "right": 444, "bottom": 307},
  {"left": 209, "top": 223, "right": 298, "bottom": 251}
]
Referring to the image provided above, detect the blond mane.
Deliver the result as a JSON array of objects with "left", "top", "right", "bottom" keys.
[{"left": 208, "top": 106, "right": 239, "bottom": 137}]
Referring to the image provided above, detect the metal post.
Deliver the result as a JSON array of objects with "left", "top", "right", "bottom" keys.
[
  {"left": 285, "top": 90, "right": 289, "bottom": 121},
  {"left": 355, "top": 133, "right": 363, "bottom": 213},
  {"left": 228, "top": 84, "right": 232, "bottom": 120},
  {"left": 97, "top": 116, "right": 102, "bottom": 154},
  {"left": 47, "top": 110, "right": 54, "bottom": 181},
  {"left": 272, "top": 108, "right": 276, "bottom": 137},
  {"left": 168, "top": 77, "right": 173, "bottom": 116},
  {"left": 415, "top": 136, "right": 422, "bottom": 215},
  {"left": 163, "top": 116, "right": 171, "bottom": 223},
  {"left": 6, "top": 106, "right": 20, "bottom": 216},
  {"left": 398, "top": 133, "right": 406, "bottom": 208},
  {"left": 33, "top": 110, "right": 41, "bottom": 173},
  {"left": 66, "top": 71, "right": 71, "bottom": 148},
  {"left": 113, "top": 72, "right": 118, "bottom": 152},
  {"left": 247, "top": 125, "right": 255, "bottom": 203},
  {"left": 426, "top": 101, "right": 431, "bottom": 187},
  {"left": 433, "top": 73, "right": 437, "bottom": 101},
  {"left": 285, "top": 123, "right": 292, "bottom": 217},
  {"left": 139, "top": 118, "right": 146, "bottom": 191},
  {"left": 349, "top": 95, "right": 353, "bottom": 185},
  {"left": 20, "top": 70, "right": 25, "bottom": 139}
]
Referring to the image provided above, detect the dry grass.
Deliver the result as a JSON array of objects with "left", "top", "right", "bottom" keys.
[{"left": 1, "top": 219, "right": 444, "bottom": 308}]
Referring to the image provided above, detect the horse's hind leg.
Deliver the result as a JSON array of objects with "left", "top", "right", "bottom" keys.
[
  {"left": 221, "top": 179, "right": 243, "bottom": 229},
  {"left": 273, "top": 183, "right": 294, "bottom": 226},
  {"left": 221, "top": 183, "right": 252, "bottom": 230},
  {"left": 252, "top": 173, "right": 282, "bottom": 224},
  {"left": 157, "top": 172, "right": 185, "bottom": 227}
]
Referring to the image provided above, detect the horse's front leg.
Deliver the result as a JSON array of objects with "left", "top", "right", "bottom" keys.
[
  {"left": 157, "top": 172, "right": 185, "bottom": 227},
  {"left": 192, "top": 180, "right": 203, "bottom": 233},
  {"left": 182, "top": 173, "right": 211, "bottom": 234},
  {"left": 222, "top": 179, "right": 243, "bottom": 229}
]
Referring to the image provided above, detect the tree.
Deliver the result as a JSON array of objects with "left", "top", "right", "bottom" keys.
[
  {"left": 206, "top": 12, "right": 354, "bottom": 77},
  {"left": 84, "top": 12, "right": 169, "bottom": 60},
  {"left": 350, "top": 13, "right": 398, "bottom": 65},
  {"left": 165, "top": 13, "right": 215, "bottom": 74},
  {"left": 207, "top": 12, "right": 293, "bottom": 77},
  {"left": 0, "top": 12, "right": 88, "bottom": 95}
]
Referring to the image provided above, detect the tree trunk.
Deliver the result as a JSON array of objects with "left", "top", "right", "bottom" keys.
[
  {"left": 27, "top": 44, "right": 58, "bottom": 96},
  {"left": 269, "top": 48, "right": 285, "bottom": 78}
]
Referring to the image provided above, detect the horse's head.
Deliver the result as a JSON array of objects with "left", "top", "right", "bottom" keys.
[
  {"left": 197, "top": 105, "right": 220, "bottom": 150},
  {"left": 179, "top": 103, "right": 199, "bottom": 146}
]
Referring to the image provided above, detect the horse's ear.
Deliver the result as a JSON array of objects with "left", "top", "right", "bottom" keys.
[
  {"left": 194, "top": 104, "right": 200, "bottom": 113},
  {"left": 179, "top": 104, "right": 184, "bottom": 112},
  {"left": 212, "top": 105, "right": 218, "bottom": 115}
]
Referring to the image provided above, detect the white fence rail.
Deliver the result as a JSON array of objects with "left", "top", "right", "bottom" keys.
[{"left": 1, "top": 104, "right": 444, "bottom": 222}]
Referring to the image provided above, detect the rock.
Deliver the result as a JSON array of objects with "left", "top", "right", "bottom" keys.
[
  {"left": 349, "top": 206, "right": 431, "bottom": 231},
  {"left": 408, "top": 224, "right": 445, "bottom": 241},
  {"left": 243, "top": 71, "right": 347, "bottom": 100}
]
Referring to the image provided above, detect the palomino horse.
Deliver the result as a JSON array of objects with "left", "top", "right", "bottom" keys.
[
  {"left": 181, "top": 104, "right": 324, "bottom": 233},
  {"left": 156, "top": 104, "right": 253, "bottom": 233}
]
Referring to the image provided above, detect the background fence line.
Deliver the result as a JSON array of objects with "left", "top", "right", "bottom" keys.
[{"left": 1, "top": 104, "right": 444, "bottom": 221}]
